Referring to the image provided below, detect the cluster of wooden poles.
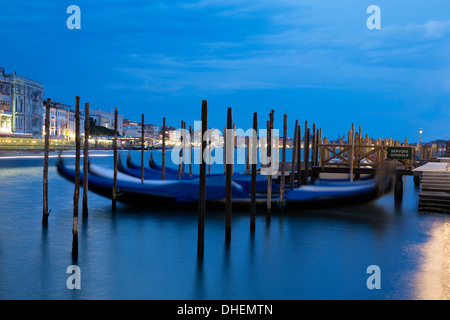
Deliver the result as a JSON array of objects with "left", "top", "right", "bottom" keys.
[
  {"left": 42, "top": 96, "right": 90, "bottom": 258},
  {"left": 195, "top": 101, "right": 328, "bottom": 259},
  {"left": 42, "top": 98, "right": 414, "bottom": 258}
]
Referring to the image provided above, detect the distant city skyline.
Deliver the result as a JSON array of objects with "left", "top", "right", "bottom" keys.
[{"left": 1, "top": 0, "right": 449, "bottom": 142}]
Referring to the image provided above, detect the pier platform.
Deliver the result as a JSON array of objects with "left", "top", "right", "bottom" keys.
[{"left": 413, "top": 160, "right": 450, "bottom": 213}]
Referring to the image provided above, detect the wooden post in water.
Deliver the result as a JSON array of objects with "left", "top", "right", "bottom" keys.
[
  {"left": 43, "top": 98, "right": 51, "bottom": 225},
  {"left": 303, "top": 123, "right": 309, "bottom": 185},
  {"left": 266, "top": 111, "right": 274, "bottom": 222},
  {"left": 349, "top": 123, "right": 355, "bottom": 182},
  {"left": 178, "top": 120, "right": 183, "bottom": 179},
  {"left": 112, "top": 108, "right": 118, "bottom": 210},
  {"left": 162, "top": 117, "right": 166, "bottom": 180},
  {"left": 311, "top": 128, "right": 320, "bottom": 184},
  {"left": 72, "top": 96, "right": 81, "bottom": 257},
  {"left": 290, "top": 120, "right": 298, "bottom": 190},
  {"left": 182, "top": 121, "right": 186, "bottom": 176},
  {"left": 141, "top": 114, "right": 145, "bottom": 183},
  {"left": 315, "top": 128, "right": 320, "bottom": 167},
  {"left": 297, "top": 124, "right": 301, "bottom": 187},
  {"left": 395, "top": 174, "right": 403, "bottom": 202},
  {"left": 198, "top": 100, "right": 207, "bottom": 259},
  {"left": 82, "top": 102, "right": 90, "bottom": 217},
  {"left": 225, "top": 107, "right": 233, "bottom": 242},
  {"left": 279, "top": 114, "right": 287, "bottom": 211},
  {"left": 250, "top": 112, "right": 258, "bottom": 231},
  {"left": 312, "top": 123, "right": 316, "bottom": 167},
  {"left": 189, "top": 126, "right": 193, "bottom": 177}
]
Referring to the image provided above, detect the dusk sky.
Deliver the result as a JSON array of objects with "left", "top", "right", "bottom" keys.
[{"left": 1, "top": 0, "right": 449, "bottom": 142}]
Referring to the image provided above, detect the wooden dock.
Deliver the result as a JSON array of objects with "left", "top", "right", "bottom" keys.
[{"left": 413, "top": 159, "right": 450, "bottom": 213}]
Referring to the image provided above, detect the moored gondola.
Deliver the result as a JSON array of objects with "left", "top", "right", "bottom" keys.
[{"left": 57, "top": 156, "right": 393, "bottom": 210}]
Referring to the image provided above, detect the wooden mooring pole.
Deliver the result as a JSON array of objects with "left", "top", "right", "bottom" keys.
[
  {"left": 279, "top": 114, "right": 287, "bottom": 211},
  {"left": 297, "top": 124, "right": 301, "bottom": 187},
  {"left": 303, "top": 124, "right": 310, "bottom": 185},
  {"left": 182, "top": 121, "right": 186, "bottom": 176},
  {"left": 225, "top": 107, "right": 233, "bottom": 242},
  {"left": 395, "top": 174, "right": 403, "bottom": 202},
  {"left": 349, "top": 123, "right": 355, "bottom": 182},
  {"left": 141, "top": 114, "right": 145, "bottom": 183},
  {"left": 42, "top": 98, "right": 51, "bottom": 225},
  {"left": 112, "top": 108, "right": 118, "bottom": 210},
  {"left": 72, "top": 96, "right": 81, "bottom": 257},
  {"left": 82, "top": 102, "right": 90, "bottom": 217},
  {"left": 189, "top": 125, "right": 193, "bottom": 178},
  {"left": 178, "top": 120, "right": 183, "bottom": 179},
  {"left": 266, "top": 110, "right": 274, "bottom": 222},
  {"left": 197, "top": 100, "right": 207, "bottom": 259},
  {"left": 290, "top": 120, "right": 298, "bottom": 190},
  {"left": 250, "top": 112, "right": 258, "bottom": 231},
  {"left": 162, "top": 117, "right": 166, "bottom": 180}
]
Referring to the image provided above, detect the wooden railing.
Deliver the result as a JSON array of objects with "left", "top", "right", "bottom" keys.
[{"left": 318, "top": 144, "right": 414, "bottom": 169}]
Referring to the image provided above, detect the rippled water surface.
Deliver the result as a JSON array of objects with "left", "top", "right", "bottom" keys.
[{"left": 0, "top": 150, "right": 448, "bottom": 299}]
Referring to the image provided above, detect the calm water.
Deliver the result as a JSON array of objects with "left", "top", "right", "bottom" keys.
[{"left": 0, "top": 150, "right": 448, "bottom": 300}]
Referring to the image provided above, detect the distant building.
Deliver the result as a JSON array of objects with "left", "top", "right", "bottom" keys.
[
  {"left": 122, "top": 123, "right": 160, "bottom": 140},
  {"left": 123, "top": 118, "right": 138, "bottom": 127},
  {"left": 42, "top": 100, "right": 84, "bottom": 140},
  {"left": 122, "top": 125, "right": 140, "bottom": 138},
  {"left": 0, "top": 67, "right": 44, "bottom": 136},
  {"left": 161, "top": 125, "right": 178, "bottom": 144},
  {"left": 0, "top": 68, "right": 12, "bottom": 133},
  {"left": 90, "top": 109, "right": 123, "bottom": 136},
  {"left": 143, "top": 123, "right": 159, "bottom": 139}
]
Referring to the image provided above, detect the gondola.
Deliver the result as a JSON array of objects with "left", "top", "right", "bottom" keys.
[
  {"left": 57, "top": 156, "right": 393, "bottom": 210},
  {"left": 119, "top": 152, "right": 280, "bottom": 194}
]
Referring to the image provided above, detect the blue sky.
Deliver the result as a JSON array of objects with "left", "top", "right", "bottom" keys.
[{"left": 1, "top": 0, "right": 449, "bottom": 141}]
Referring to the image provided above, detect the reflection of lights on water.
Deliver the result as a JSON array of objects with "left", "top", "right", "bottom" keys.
[{"left": 414, "top": 219, "right": 450, "bottom": 300}]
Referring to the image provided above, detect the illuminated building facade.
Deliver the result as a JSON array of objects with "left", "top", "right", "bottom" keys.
[
  {"left": 0, "top": 68, "right": 12, "bottom": 133},
  {"left": 0, "top": 67, "right": 44, "bottom": 137},
  {"left": 42, "top": 100, "right": 84, "bottom": 140}
]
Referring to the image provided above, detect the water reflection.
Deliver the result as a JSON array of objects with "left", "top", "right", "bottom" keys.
[
  {"left": 413, "top": 217, "right": 450, "bottom": 300},
  {"left": 1, "top": 153, "right": 449, "bottom": 299}
]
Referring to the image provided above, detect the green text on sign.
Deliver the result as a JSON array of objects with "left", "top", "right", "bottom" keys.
[{"left": 387, "top": 147, "right": 412, "bottom": 160}]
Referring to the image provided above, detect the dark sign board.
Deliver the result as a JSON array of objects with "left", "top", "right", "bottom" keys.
[{"left": 387, "top": 147, "right": 412, "bottom": 160}]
